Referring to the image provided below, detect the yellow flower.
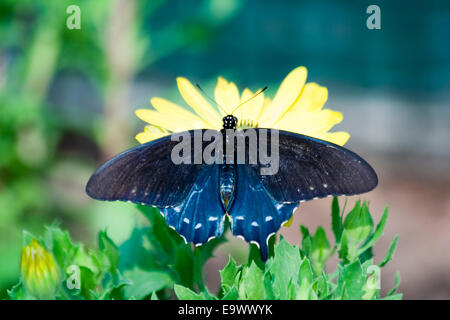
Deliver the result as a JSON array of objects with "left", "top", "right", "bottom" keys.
[
  {"left": 20, "top": 239, "right": 61, "bottom": 299},
  {"left": 135, "top": 66, "right": 350, "bottom": 146}
]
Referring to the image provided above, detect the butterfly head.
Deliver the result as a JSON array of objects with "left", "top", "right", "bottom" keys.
[{"left": 223, "top": 115, "right": 238, "bottom": 129}]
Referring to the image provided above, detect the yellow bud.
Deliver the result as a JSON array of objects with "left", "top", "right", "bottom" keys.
[{"left": 20, "top": 239, "right": 61, "bottom": 299}]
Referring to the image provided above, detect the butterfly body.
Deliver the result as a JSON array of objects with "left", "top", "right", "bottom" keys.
[{"left": 86, "top": 116, "right": 378, "bottom": 259}]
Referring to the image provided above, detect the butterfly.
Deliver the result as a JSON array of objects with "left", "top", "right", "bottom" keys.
[{"left": 86, "top": 113, "right": 378, "bottom": 260}]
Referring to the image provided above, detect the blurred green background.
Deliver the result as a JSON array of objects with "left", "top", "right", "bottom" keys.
[{"left": 1, "top": 0, "right": 449, "bottom": 299}]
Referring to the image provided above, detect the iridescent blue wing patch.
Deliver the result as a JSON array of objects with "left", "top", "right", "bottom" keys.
[
  {"left": 161, "top": 164, "right": 225, "bottom": 245},
  {"left": 228, "top": 164, "right": 298, "bottom": 260}
]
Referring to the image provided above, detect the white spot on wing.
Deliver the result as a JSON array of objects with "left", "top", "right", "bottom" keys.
[
  {"left": 195, "top": 223, "right": 202, "bottom": 229},
  {"left": 183, "top": 218, "right": 190, "bottom": 224},
  {"left": 266, "top": 232, "right": 276, "bottom": 246},
  {"left": 250, "top": 240, "right": 260, "bottom": 248},
  {"left": 208, "top": 216, "right": 218, "bottom": 221},
  {"left": 265, "top": 216, "right": 273, "bottom": 222},
  {"left": 251, "top": 221, "right": 259, "bottom": 227}
]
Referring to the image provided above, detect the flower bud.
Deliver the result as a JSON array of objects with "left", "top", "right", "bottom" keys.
[
  {"left": 20, "top": 239, "right": 61, "bottom": 299},
  {"left": 343, "top": 201, "right": 373, "bottom": 244}
]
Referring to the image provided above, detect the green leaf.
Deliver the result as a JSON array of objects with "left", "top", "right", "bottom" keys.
[
  {"left": 44, "top": 226, "right": 79, "bottom": 269},
  {"left": 312, "top": 272, "right": 328, "bottom": 299},
  {"left": 222, "top": 286, "right": 239, "bottom": 300},
  {"left": 239, "top": 262, "right": 265, "bottom": 300},
  {"left": 78, "top": 266, "right": 97, "bottom": 299},
  {"left": 386, "top": 272, "right": 401, "bottom": 297},
  {"left": 337, "top": 230, "right": 349, "bottom": 262},
  {"left": 336, "top": 261, "right": 364, "bottom": 299},
  {"left": 263, "top": 272, "right": 275, "bottom": 300},
  {"left": 310, "top": 227, "right": 331, "bottom": 274},
  {"left": 136, "top": 204, "right": 226, "bottom": 292},
  {"left": 172, "top": 246, "right": 195, "bottom": 288},
  {"left": 268, "top": 233, "right": 276, "bottom": 258},
  {"left": 119, "top": 227, "right": 155, "bottom": 271},
  {"left": 379, "top": 235, "right": 399, "bottom": 267},
  {"left": 300, "top": 225, "right": 312, "bottom": 257},
  {"left": 139, "top": 205, "right": 184, "bottom": 257},
  {"left": 357, "top": 207, "right": 388, "bottom": 256},
  {"left": 219, "top": 256, "right": 240, "bottom": 295},
  {"left": 22, "top": 230, "right": 35, "bottom": 246},
  {"left": 248, "top": 243, "right": 264, "bottom": 270},
  {"left": 7, "top": 282, "right": 28, "bottom": 300},
  {"left": 150, "top": 291, "right": 159, "bottom": 300},
  {"left": 93, "top": 276, "right": 133, "bottom": 300},
  {"left": 270, "top": 237, "right": 301, "bottom": 299},
  {"left": 331, "top": 196, "right": 343, "bottom": 243},
  {"left": 174, "top": 284, "right": 206, "bottom": 300},
  {"left": 296, "top": 258, "right": 316, "bottom": 300},
  {"left": 98, "top": 230, "right": 119, "bottom": 274},
  {"left": 123, "top": 268, "right": 173, "bottom": 300},
  {"left": 193, "top": 234, "right": 227, "bottom": 290},
  {"left": 381, "top": 293, "right": 403, "bottom": 300}
]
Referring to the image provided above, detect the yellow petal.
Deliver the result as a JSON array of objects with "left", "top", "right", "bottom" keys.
[
  {"left": 258, "top": 66, "right": 307, "bottom": 127},
  {"left": 135, "top": 126, "right": 170, "bottom": 144},
  {"left": 313, "top": 131, "right": 350, "bottom": 146},
  {"left": 177, "top": 77, "right": 222, "bottom": 128},
  {"left": 275, "top": 109, "right": 343, "bottom": 135},
  {"left": 235, "top": 88, "right": 264, "bottom": 126},
  {"left": 136, "top": 109, "right": 200, "bottom": 132},
  {"left": 282, "top": 215, "right": 294, "bottom": 227},
  {"left": 283, "top": 83, "right": 328, "bottom": 117},
  {"left": 151, "top": 97, "right": 209, "bottom": 128},
  {"left": 255, "top": 97, "right": 272, "bottom": 125},
  {"left": 214, "top": 77, "right": 240, "bottom": 115}
]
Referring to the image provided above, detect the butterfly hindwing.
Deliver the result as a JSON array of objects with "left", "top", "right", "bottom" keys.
[
  {"left": 161, "top": 164, "right": 226, "bottom": 245},
  {"left": 228, "top": 164, "right": 298, "bottom": 260}
]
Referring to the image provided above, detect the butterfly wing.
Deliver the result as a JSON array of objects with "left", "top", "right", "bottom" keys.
[
  {"left": 161, "top": 163, "right": 225, "bottom": 245},
  {"left": 256, "top": 129, "right": 378, "bottom": 203},
  {"left": 227, "top": 128, "right": 377, "bottom": 259},
  {"left": 228, "top": 164, "right": 298, "bottom": 260},
  {"left": 86, "top": 130, "right": 226, "bottom": 245},
  {"left": 86, "top": 130, "right": 215, "bottom": 207}
]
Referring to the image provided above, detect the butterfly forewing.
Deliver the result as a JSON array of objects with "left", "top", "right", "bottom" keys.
[
  {"left": 86, "top": 132, "right": 208, "bottom": 207},
  {"left": 254, "top": 129, "right": 378, "bottom": 203}
]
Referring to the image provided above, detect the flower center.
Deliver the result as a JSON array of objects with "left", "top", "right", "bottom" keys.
[{"left": 237, "top": 119, "right": 257, "bottom": 129}]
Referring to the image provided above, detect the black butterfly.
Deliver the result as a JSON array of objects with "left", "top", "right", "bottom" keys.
[{"left": 86, "top": 114, "right": 377, "bottom": 260}]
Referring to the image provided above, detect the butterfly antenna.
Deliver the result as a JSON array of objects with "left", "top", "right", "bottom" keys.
[
  {"left": 231, "top": 86, "right": 268, "bottom": 115},
  {"left": 195, "top": 83, "right": 228, "bottom": 115}
]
